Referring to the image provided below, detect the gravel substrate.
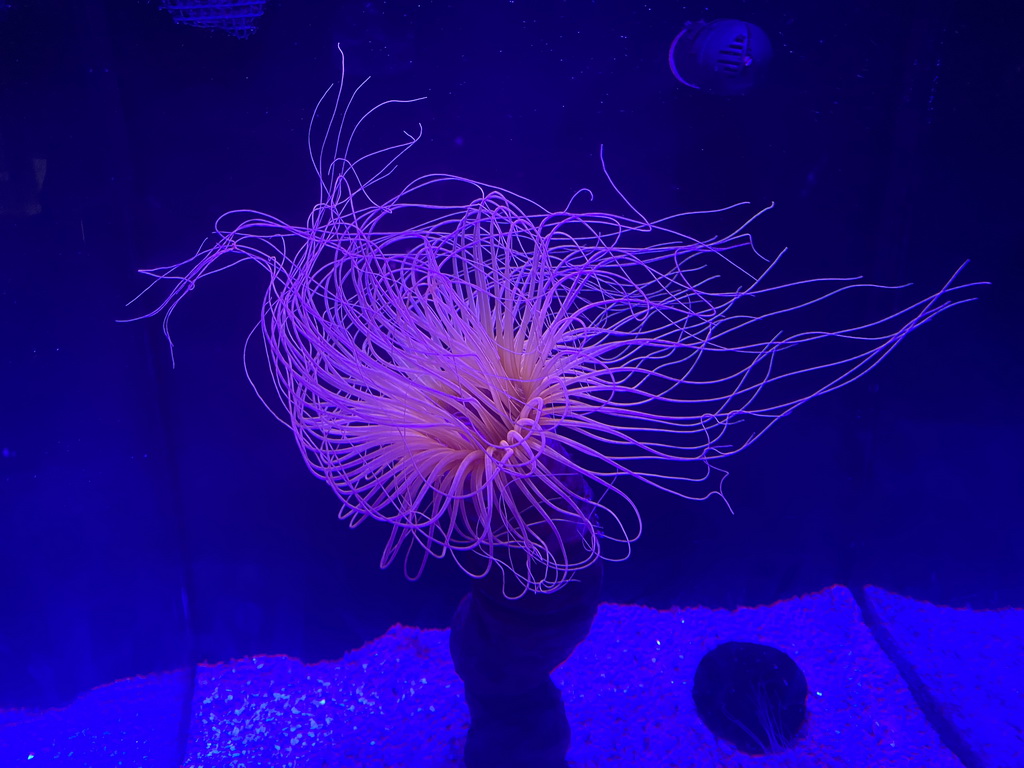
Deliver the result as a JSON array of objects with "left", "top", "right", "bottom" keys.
[
  {"left": 865, "top": 585, "right": 1023, "bottom": 768},
  {"left": 2, "top": 585, "right": 1017, "bottom": 766}
]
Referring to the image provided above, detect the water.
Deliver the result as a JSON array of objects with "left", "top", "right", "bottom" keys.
[{"left": 1, "top": 1, "right": 1020, "bottom": 765}]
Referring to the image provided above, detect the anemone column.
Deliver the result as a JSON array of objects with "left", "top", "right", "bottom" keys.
[{"left": 449, "top": 559, "right": 602, "bottom": 768}]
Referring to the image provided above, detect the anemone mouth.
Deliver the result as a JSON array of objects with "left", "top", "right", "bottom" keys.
[
  {"left": 134, "top": 58, "right": 982, "bottom": 596},
  {"left": 333, "top": 198, "right": 606, "bottom": 593}
]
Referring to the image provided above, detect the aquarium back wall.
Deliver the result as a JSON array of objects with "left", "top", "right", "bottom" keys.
[{"left": 1, "top": 0, "right": 1020, "bottom": 711}]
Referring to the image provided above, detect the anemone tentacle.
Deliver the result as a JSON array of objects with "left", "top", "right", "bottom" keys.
[{"left": 134, "top": 58, "right": 981, "bottom": 596}]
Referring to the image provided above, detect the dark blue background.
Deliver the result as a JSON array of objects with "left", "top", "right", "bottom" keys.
[{"left": 2, "top": 0, "right": 1021, "bottom": 710}]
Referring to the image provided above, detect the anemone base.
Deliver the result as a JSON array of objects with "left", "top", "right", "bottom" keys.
[{"left": 448, "top": 562, "right": 603, "bottom": 768}]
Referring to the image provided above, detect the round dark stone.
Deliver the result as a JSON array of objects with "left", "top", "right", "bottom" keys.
[{"left": 692, "top": 641, "right": 808, "bottom": 754}]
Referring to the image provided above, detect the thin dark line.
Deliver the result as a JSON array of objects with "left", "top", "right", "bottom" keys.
[{"left": 851, "top": 585, "right": 983, "bottom": 768}]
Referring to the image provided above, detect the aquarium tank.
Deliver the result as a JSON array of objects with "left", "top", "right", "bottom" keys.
[{"left": 1, "top": 1, "right": 1020, "bottom": 767}]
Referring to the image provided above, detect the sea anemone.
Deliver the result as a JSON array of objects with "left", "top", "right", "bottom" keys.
[{"left": 134, "top": 55, "right": 979, "bottom": 596}]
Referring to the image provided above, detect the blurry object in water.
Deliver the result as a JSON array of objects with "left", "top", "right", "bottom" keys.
[
  {"left": 0, "top": 129, "right": 45, "bottom": 218},
  {"left": 692, "top": 641, "right": 808, "bottom": 754},
  {"left": 159, "top": 0, "right": 265, "bottom": 39},
  {"left": 669, "top": 19, "right": 773, "bottom": 95}
]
